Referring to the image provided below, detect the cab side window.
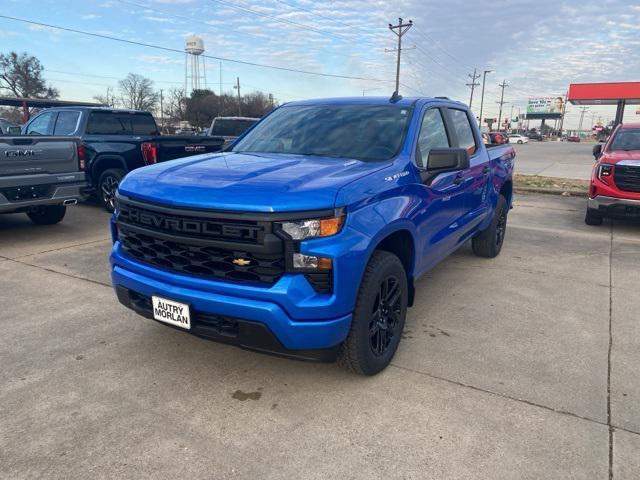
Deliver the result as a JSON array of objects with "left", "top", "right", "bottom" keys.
[
  {"left": 53, "top": 111, "right": 81, "bottom": 135},
  {"left": 448, "top": 109, "right": 477, "bottom": 155},
  {"left": 416, "top": 108, "right": 450, "bottom": 168},
  {"left": 26, "top": 112, "right": 55, "bottom": 135}
]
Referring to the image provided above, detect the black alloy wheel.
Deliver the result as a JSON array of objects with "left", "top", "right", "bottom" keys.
[{"left": 369, "top": 275, "right": 402, "bottom": 357}]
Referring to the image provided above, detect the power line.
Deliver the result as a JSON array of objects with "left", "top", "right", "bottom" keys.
[
  {"left": 114, "top": 0, "right": 379, "bottom": 62},
  {"left": 0, "top": 14, "right": 392, "bottom": 83},
  {"left": 411, "top": 26, "right": 475, "bottom": 71},
  {"left": 208, "top": 0, "right": 359, "bottom": 44}
]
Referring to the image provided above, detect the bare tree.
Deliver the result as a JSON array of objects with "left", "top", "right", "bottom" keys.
[
  {"left": 93, "top": 86, "right": 116, "bottom": 107},
  {"left": 0, "top": 51, "right": 59, "bottom": 99},
  {"left": 163, "top": 87, "right": 187, "bottom": 123},
  {"left": 118, "top": 73, "right": 158, "bottom": 111}
]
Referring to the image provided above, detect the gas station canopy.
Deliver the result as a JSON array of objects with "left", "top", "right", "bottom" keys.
[
  {"left": 568, "top": 82, "right": 640, "bottom": 125},
  {"left": 568, "top": 82, "right": 640, "bottom": 105}
]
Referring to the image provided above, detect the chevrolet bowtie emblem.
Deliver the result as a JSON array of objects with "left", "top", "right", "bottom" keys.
[{"left": 232, "top": 258, "right": 251, "bottom": 266}]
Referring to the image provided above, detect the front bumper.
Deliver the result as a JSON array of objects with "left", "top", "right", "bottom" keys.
[
  {"left": 0, "top": 172, "right": 88, "bottom": 213},
  {"left": 111, "top": 260, "right": 352, "bottom": 361},
  {"left": 588, "top": 195, "right": 640, "bottom": 218}
]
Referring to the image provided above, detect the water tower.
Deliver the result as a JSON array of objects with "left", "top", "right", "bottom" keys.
[{"left": 184, "top": 35, "right": 206, "bottom": 94}]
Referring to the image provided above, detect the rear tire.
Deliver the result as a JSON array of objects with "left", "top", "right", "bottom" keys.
[
  {"left": 472, "top": 195, "right": 508, "bottom": 258},
  {"left": 338, "top": 251, "right": 408, "bottom": 375},
  {"left": 27, "top": 205, "right": 66, "bottom": 225},
  {"left": 585, "top": 208, "right": 603, "bottom": 226},
  {"left": 97, "top": 168, "right": 125, "bottom": 213},
  {"left": 517, "top": 140, "right": 523, "bottom": 144}
]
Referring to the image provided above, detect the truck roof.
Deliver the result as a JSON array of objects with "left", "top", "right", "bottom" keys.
[
  {"left": 38, "top": 106, "right": 152, "bottom": 114},
  {"left": 285, "top": 96, "right": 466, "bottom": 108},
  {"left": 619, "top": 122, "right": 640, "bottom": 129}
]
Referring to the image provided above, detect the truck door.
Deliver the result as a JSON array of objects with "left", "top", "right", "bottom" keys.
[
  {"left": 413, "top": 107, "right": 470, "bottom": 272},
  {"left": 445, "top": 108, "right": 490, "bottom": 226}
]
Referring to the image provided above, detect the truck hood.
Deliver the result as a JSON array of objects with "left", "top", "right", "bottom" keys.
[
  {"left": 118, "top": 151, "right": 388, "bottom": 212},
  {"left": 602, "top": 150, "right": 640, "bottom": 164}
]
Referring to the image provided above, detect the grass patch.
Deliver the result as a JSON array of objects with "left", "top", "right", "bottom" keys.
[{"left": 514, "top": 174, "right": 589, "bottom": 192}]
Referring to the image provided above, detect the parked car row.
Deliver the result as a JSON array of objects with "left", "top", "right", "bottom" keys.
[{"left": 0, "top": 108, "right": 240, "bottom": 223}]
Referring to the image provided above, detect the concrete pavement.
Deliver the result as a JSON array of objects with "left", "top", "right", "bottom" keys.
[
  {"left": 513, "top": 141, "right": 597, "bottom": 180},
  {"left": 0, "top": 194, "right": 639, "bottom": 479}
]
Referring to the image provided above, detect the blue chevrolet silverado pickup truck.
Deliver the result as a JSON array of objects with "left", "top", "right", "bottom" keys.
[{"left": 110, "top": 96, "right": 515, "bottom": 375}]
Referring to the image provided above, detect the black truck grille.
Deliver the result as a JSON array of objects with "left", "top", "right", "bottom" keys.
[
  {"left": 614, "top": 165, "right": 640, "bottom": 192},
  {"left": 116, "top": 198, "right": 286, "bottom": 285},
  {"left": 119, "top": 227, "right": 285, "bottom": 284}
]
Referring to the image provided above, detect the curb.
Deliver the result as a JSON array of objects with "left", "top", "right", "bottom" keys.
[{"left": 514, "top": 185, "right": 588, "bottom": 197}]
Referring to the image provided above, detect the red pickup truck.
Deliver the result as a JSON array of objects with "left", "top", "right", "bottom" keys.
[{"left": 586, "top": 123, "right": 640, "bottom": 225}]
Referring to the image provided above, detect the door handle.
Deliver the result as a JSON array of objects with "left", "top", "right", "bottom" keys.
[
  {"left": 482, "top": 165, "right": 490, "bottom": 174},
  {"left": 452, "top": 174, "right": 464, "bottom": 185}
]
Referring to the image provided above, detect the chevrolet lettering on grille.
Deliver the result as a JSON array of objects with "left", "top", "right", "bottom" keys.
[{"left": 119, "top": 207, "right": 262, "bottom": 241}]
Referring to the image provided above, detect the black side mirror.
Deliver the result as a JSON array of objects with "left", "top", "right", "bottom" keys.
[
  {"left": 593, "top": 144, "right": 602, "bottom": 158},
  {"left": 427, "top": 148, "right": 470, "bottom": 172}
]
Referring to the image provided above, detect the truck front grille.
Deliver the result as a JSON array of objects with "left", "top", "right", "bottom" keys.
[
  {"left": 614, "top": 165, "right": 640, "bottom": 192},
  {"left": 118, "top": 227, "right": 285, "bottom": 284},
  {"left": 116, "top": 198, "right": 286, "bottom": 285}
]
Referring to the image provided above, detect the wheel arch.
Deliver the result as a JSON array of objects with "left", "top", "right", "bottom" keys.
[
  {"left": 91, "top": 155, "right": 127, "bottom": 185},
  {"left": 370, "top": 227, "right": 416, "bottom": 307}
]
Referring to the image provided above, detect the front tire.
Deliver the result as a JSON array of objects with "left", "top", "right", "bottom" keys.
[
  {"left": 517, "top": 140, "right": 523, "bottom": 144},
  {"left": 97, "top": 168, "right": 125, "bottom": 213},
  {"left": 27, "top": 204, "right": 66, "bottom": 225},
  {"left": 339, "top": 251, "right": 408, "bottom": 375},
  {"left": 585, "top": 207, "right": 603, "bottom": 226},
  {"left": 472, "top": 194, "right": 508, "bottom": 258}
]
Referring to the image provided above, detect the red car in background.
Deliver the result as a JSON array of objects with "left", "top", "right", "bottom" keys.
[{"left": 586, "top": 123, "right": 640, "bottom": 225}]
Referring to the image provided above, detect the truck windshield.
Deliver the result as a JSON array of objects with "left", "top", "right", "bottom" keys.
[
  {"left": 609, "top": 129, "right": 640, "bottom": 151},
  {"left": 210, "top": 119, "right": 257, "bottom": 136},
  {"left": 232, "top": 104, "right": 412, "bottom": 161}
]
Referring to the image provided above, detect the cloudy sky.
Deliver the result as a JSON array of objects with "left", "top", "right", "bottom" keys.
[{"left": 1, "top": 0, "right": 639, "bottom": 128}]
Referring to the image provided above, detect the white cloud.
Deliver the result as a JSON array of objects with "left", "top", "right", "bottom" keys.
[{"left": 81, "top": 14, "right": 101, "bottom": 20}]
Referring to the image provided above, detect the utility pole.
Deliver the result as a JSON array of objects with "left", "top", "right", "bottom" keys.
[
  {"left": 466, "top": 68, "right": 481, "bottom": 110},
  {"left": 388, "top": 17, "right": 413, "bottom": 95},
  {"left": 578, "top": 106, "right": 589, "bottom": 133},
  {"left": 478, "top": 70, "right": 492, "bottom": 130},
  {"left": 496, "top": 80, "right": 509, "bottom": 132},
  {"left": 234, "top": 77, "right": 241, "bottom": 116},
  {"left": 509, "top": 104, "right": 514, "bottom": 132},
  {"left": 219, "top": 61, "right": 223, "bottom": 97},
  {"left": 159, "top": 89, "right": 164, "bottom": 133}
]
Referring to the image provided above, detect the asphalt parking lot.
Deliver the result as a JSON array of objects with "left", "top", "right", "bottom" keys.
[
  {"left": 513, "top": 140, "right": 596, "bottom": 180},
  {"left": 1, "top": 193, "right": 639, "bottom": 479}
]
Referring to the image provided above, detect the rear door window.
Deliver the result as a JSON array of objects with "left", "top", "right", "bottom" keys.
[
  {"left": 86, "top": 112, "right": 158, "bottom": 135},
  {"left": 53, "top": 111, "right": 81, "bottom": 135},
  {"left": 448, "top": 109, "right": 477, "bottom": 155},
  {"left": 26, "top": 112, "right": 55, "bottom": 135},
  {"left": 416, "top": 108, "right": 450, "bottom": 168}
]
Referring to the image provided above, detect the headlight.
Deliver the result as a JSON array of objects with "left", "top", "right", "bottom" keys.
[{"left": 280, "top": 215, "right": 344, "bottom": 240}]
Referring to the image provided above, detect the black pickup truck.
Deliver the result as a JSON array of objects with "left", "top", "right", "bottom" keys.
[{"left": 22, "top": 107, "right": 224, "bottom": 211}]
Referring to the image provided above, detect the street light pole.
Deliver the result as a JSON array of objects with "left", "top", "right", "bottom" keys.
[{"left": 478, "top": 70, "right": 492, "bottom": 130}]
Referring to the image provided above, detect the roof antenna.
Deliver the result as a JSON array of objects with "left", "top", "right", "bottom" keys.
[{"left": 390, "top": 91, "right": 403, "bottom": 103}]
